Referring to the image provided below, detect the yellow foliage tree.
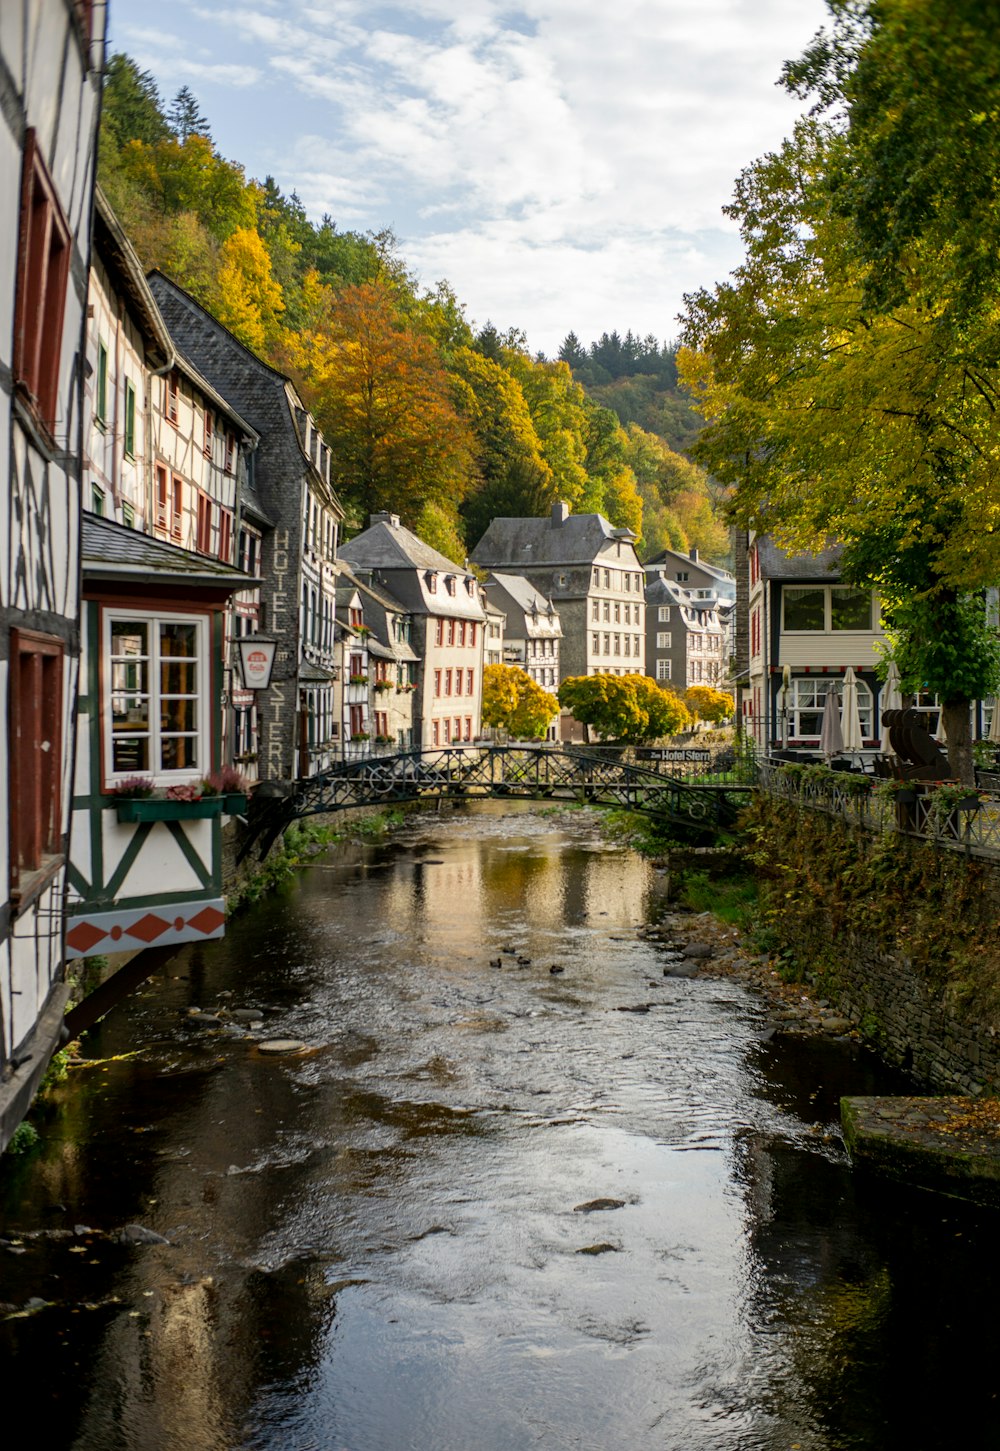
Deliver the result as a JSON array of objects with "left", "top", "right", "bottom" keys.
[
  {"left": 482, "top": 664, "right": 559, "bottom": 739},
  {"left": 684, "top": 685, "right": 734, "bottom": 725},
  {"left": 215, "top": 228, "right": 285, "bottom": 356}
]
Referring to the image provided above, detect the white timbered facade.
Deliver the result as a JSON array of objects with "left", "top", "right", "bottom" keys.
[{"left": 0, "top": 0, "right": 104, "bottom": 1150}]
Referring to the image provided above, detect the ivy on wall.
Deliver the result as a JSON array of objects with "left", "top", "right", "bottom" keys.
[{"left": 745, "top": 797, "right": 1000, "bottom": 1025}]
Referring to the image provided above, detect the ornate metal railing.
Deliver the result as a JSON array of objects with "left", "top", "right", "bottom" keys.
[
  {"left": 758, "top": 759, "right": 1000, "bottom": 859},
  {"left": 239, "top": 745, "right": 756, "bottom": 860}
]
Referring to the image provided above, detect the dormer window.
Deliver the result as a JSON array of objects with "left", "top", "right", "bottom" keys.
[
  {"left": 445, "top": 576, "right": 456, "bottom": 596},
  {"left": 426, "top": 572, "right": 438, "bottom": 593}
]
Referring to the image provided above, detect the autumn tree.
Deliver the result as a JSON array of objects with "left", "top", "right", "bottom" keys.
[
  {"left": 685, "top": 686, "right": 735, "bottom": 725},
  {"left": 482, "top": 664, "right": 559, "bottom": 740},
  {"left": 680, "top": 0, "right": 1000, "bottom": 781},
  {"left": 286, "top": 278, "right": 476, "bottom": 529},
  {"left": 558, "top": 675, "right": 690, "bottom": 743},
  {"left": 215, "top": 228, "right": 285, "bottom": 355}
]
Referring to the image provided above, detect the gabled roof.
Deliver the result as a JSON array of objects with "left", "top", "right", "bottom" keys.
[
  {"left": 471, "top": 510, "right": 637, "bottom": 567},
  {"left": 485, "top": 571, "right": 556, "bottom": 616},
  {"left": 82, "top": 515, "right": 256, "bottom": 590},
  {"left": 341, "top": 516, "right": 469, "bottom": 574},
  {"left": 644, "top": 546, "right": 735, "bottom": 585}
]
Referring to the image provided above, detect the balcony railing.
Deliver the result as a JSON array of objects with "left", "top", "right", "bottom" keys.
[{"left": 759, "top": 758, "right": 1000, "bottom": 859}]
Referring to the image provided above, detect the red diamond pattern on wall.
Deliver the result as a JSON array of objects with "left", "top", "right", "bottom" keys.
[
  {"left": 188, "top": 905, "right": 226, "bottom": 936},
  {"left": 126, "top": 913, "right": 171, "bottom": 943},
  {"left": 66, "top": 921, "right": 107, "bottom": 955}
]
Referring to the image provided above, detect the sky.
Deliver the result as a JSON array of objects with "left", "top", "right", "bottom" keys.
[{"left": 111, "top": 0, "right": 831, "bottom": 359}]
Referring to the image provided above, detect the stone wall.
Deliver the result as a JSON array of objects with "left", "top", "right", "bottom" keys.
[{"left": 748, "top": 797, "right": 1000, "bottom": 1095}]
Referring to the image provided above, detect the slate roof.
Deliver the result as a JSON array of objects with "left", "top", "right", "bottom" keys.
[
  {"left": 82, "top": 515, "right": 256, "bottom": 589},
  {"left": 756, "top": 539, "right": 842, "bottom": 579},
  {"left": 471, "top": 511, "right": 635, "bottom": 567},
  {"left": 644, "top": 546, "right": 736, "bottom": 589},
  {"left": 341, "top": 517, "right": 470, "bottom": 574}
]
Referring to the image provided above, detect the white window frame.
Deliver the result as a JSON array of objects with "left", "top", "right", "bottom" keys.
[
  {"left": 658, "top": 606, "right": 670, "bottom": 622},
  {"left": 788, "top": 676, "right": 875, "bottom": 741},
  {"left": 656, "top": 659, "right": 671, "bottom": 681},
  {"left": 103, "top": 608, "right": 211, "bottom": 787},
  {"left": 656, "top": 632, "right": 671, "bottom": 649},
  {"left": 782, "top": 585, "right": 876, "bottom": 633}
]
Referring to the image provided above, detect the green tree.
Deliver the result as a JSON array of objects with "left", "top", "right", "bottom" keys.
[
  {"left": 482, "top": 664, "right": 559, "bottom": 739},
  {"left": 679, "top": 1, "right": 1000, "bottom": 780},
  {"left": 101, "top": 54, "right": 171, "bottom": 152},
  {"left": 168, "top": 85, "right": 210, "bottom": 141},
  {"left": 558, "top": 675, "right": 689, "bottom": 743}
]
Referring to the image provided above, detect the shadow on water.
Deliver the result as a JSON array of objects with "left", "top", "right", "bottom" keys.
[{"left": 1, "top": 802, "right": 998, "bottom": 1450}]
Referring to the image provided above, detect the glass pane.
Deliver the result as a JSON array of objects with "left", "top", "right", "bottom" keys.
[
  {"left": 160, "top": 735, "right": 198, "bottom": 770},
  {"left": 161, "top": 698, "right": 197, "bottom": 733},
  {"left": 831, "top": 589, "right": 872, "bottom": 631},
  {"left": 160, "top": 622, "right": 198, "bottom": 657},
  {"left": 783, "top": 588, "right": 825, "bottom": 630},
  {"left": 161, "top": 659, "right": 197, "bottom": 695},
  {"left": 112, "top": 736, "right": 149, "bottom": 772},
  {"left": 111, "top": 622, "right": 148, "bottom": 660},
  {"left": 112, "top": 695, "right": 148, "bottom": 730},
  {"left": 798, "top": 710, "right": 823, "bottom": 736}
]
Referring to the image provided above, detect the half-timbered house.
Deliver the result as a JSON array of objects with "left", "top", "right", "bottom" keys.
[
  {"left": 1, "top": 0, "right": 104, "bottom": 1149},
  {"left": 147, "top": 272, "right": 344, "bottom": 782}
]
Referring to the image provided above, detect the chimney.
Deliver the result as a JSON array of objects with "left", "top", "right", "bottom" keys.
[
  {"left": 551, "top": 501, "right": 570, "bottom": 527},
  {"left": 370, "top": 512, "right": 400, "bottom": 529},
  {"left": 689, "top": 547, "right": 699, "bottom": 563}
]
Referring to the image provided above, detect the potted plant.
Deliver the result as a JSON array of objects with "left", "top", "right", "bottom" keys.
[
  {"left": 206, "top": 764, "right": 250, "bottom": 814},
  {"left": 349, "top": 673, "right": 367, "bottom": 686},
  {"left": 350, "top": 731, "right": 370, "bottom": 743},
  {"left": 925, "top": 781, "right": 983, "bottom": 836}
]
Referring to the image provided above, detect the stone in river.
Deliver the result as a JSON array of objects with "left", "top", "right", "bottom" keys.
[
  {"left": 121, "top": 1224, "right": 170, "bottom": 1245},
  {"left": 257, "top": 1039, "right": 308, "bottom": 1054},
  {"left": 576, "top": 1242, "right": 619, "bottom": 1254},
  {"left": 574, "top": 1198, "right": 626, "bottom": 1213}
]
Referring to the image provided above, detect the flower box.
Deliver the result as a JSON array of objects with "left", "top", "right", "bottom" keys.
[
  {"left": 224, "top": 792, "right": 249, "bottom": 814},
  {"left": 115, "top": 796, "right": 226, "bottom": 823}
]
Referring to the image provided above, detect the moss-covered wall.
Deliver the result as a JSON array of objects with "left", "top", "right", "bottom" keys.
[{"left": 748, "top": 797, "right": 1000, "bottom": 1094}]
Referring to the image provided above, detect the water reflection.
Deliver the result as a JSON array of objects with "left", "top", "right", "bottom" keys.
[{"left": 1, "top": 804, "right": 997, "bottom": 1449}]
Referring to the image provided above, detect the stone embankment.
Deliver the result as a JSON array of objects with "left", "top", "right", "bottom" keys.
[{"left": 637, "top": 909, "right": 854, "bottom": 1040}]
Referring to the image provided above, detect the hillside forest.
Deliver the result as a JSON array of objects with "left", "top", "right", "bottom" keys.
[{"left": 100, "top": 57, "right": 729, "bottom": 566}]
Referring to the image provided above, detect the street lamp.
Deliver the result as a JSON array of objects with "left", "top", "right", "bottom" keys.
[{"left": 235, "top": 633, "right": 278, "bottom": 691}]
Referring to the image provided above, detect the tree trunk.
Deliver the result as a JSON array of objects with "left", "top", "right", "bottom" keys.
[{"left": 943, "top": 698, "right": 974, "bottom": 784}]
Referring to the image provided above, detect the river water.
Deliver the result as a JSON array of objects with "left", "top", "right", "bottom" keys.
[{"left": 1, "top": 804, "right": 999, "bottom": 1450}]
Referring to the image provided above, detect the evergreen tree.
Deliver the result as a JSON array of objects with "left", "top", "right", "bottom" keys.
[{"left": 168, "top": 85, "right": 210, "bottom": 141}]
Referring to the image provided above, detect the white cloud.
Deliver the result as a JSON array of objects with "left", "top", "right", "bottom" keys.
[{"left": 116, "top": 0, "right": 831, "bottom": 346}]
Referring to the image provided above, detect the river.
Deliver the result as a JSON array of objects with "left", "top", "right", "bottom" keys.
[{"left": 1, "top": 803, "right": 998, "bottom": 1450}]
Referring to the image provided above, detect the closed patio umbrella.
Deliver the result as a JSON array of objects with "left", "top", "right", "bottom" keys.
[
  {"left": 819, "top": 685, "right": 844, "bottom": 759},
  {"left": 880, "top": 661, "right": 903, "bottom": 753},
  {"left": 988, "top": 697, "right": 1000, "bottom": 745},
  {"left": 841, "top": 667, "right": 865, "bottom": 752}
]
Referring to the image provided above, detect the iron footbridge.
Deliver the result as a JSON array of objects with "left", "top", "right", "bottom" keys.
[{"left": 239, "top": 746, "right": 755, "bottom": 860}]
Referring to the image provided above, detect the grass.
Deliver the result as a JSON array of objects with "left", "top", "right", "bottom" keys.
[{"left": 677, "top": 868, "right": 758, "bottom": 930}]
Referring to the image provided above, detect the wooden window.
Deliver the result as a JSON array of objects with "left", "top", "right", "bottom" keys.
[
  {"left": 464, "top": 716, "right": 472, "bottom": 742},
  {"left": 203, "top": 408, "right": 214, "bottom": 458},
  {"left": 454, "top": 669, "right": 462, "bottom": 696},
  {"left": 459, "top": 621, "right": 466, "bottom": 647},
  {"left": 225, "top": 432, "right": 236, "bottom": 473},
  {"left": 435, "top": 619, "right": 443, "bottom": 646},
  {"left": 10, "top": 630, "right": 64, "bottom": 891},
  {"left": 469, "top": 623, "right": 477, "bottom": 649},
  {"left": 196, "top": 492, "right": 213, "bottom": 554},
  {"left": 466, "top": 668, "right": 474, "bottom": 695},
  {"left": 350, "top": 654, "right": 364, "bottom": 679},
  {"left": 171, "top": 476, "right": 183, "bottom": 541},
  {"left": 155, "top": 466, "right": 169, "bottom": 531},
  {"left": 105, "top": 612, "right": 208, "bottom": 783},
  {"left": 432, "top": 719, "right": 440, "bottom": 746},
  {"left": 96, "top": 339, "right": 108, "bottom": 425},
  {"left": 218, "top": 508, "right": 233, "bottom": 564},
  {"left": 434, "top": 669, "right": 441, "bottom": 696},
  {"left": 13, "top": 131, "right": 71, "bottom": 439},
  {"left": 349, "top": 606, "right": 363, "bottom": 629},
  {"left": 124, "top": 379, "right": 136, "bottom": 458},
  {"left": 91, "top": 483, "right": 104, "bottom": 515},
  {"left": 167, "top": 372, "right": 179, "bottom": 424},
  {"left": 444, "top": 669, "right": 452, "bottom": 696},
  {"left": 447, "top": 621, "right": 455, "bottom": 646}
]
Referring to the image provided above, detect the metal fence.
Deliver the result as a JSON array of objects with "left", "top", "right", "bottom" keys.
[{"left": 758, "top": 758, "right": 1000, "bottom": 860}]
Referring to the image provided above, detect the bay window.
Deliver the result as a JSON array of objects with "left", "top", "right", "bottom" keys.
[{"left": 788, "top": 676, "right": 874, "bottom": 741}]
